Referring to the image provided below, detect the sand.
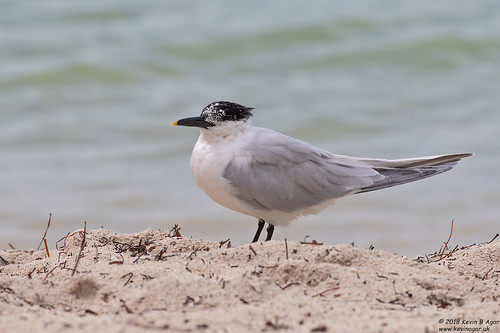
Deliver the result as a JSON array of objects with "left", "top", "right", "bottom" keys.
[{"left": 0, "top": 228, "right": 499, "bottom": 333}]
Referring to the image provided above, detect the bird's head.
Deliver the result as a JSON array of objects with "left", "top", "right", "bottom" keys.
[{"left": 171, "top": 101, "right": 254, "bottom": 129}]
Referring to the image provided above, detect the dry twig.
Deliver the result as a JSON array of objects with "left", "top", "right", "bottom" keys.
[
  {"left": 285, "top": 238, "right": 289, "bottom": 260},
  {"left": 122, "top": 272, "right": 134, "bottom": 286},
  {"left": 300, "top": 240, "right": 323, "bottom": 245},
  {"left": 72, "top": 222, "right": 87, "bottom": 276},
  {"left": 170, "top": 224, "right": 182, "bottom": 238},
  {"left": 276, "top": 282, "right": 300, "bottom": 290},
  {"left": 44, "top": 262, "right": 67, "bottom": 281},
  {"left": 44, "top": 239, "right": 50, "bottom": 258},
  {"left": 0, "top": 256, "right": 9, "bottom": 266},
  {"left": 439, "top": 219, "right": 454, "bottom": 260},
  {"left": 27, "top": 267, "right": 36, "bottom": 279},
  {"left": 312, "top": 286, "right": 340, "bottom": 298},
  {"left": 37, "top": 213, "right": 52, "bottom": 251},
  {"left": 56, "top": 232, "right": 70, "bottom": 252},
  {"left": 219, "top": 238, "right": 230, "bottom": 248},
  {"left": 487, "top": 233, "right": 499, "bottom": 244}
]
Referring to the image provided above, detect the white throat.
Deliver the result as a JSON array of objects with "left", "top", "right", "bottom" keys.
[{"left": 199, "top": 120, "right": 253, "bottom": 144}]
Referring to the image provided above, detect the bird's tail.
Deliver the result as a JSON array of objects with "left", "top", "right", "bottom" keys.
[{"left": 357, "top": 153, "right": 473, "bottom": 194}]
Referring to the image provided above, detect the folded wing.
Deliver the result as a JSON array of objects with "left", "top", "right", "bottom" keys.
[{"left": 223, "top": 127, "right": 472, "bottom": 214}]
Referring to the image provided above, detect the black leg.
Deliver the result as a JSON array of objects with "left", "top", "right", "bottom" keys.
[
  {"left": 265, "top": 224, "right": 274, "bottom": 241},
  {"left": 252, "top": 219, "right": 265, "bottom": 243}
]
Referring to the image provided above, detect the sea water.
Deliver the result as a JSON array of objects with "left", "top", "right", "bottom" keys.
[{"left": 1, "top": 0, "right": 498, "bottom": 255}]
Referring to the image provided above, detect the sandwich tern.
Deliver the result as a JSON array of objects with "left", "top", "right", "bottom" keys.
[{"left": 171, "top": 101, "right": 472, "bottom": 243}]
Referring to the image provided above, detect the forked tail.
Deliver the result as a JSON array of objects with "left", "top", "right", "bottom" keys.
[{"left": 357, "top": 153, "right": 473, "bottom": 194}]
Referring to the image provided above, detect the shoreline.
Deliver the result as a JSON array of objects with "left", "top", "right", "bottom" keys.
[{"left": 0, "top": 228, "right": 499, "bottom": 332}]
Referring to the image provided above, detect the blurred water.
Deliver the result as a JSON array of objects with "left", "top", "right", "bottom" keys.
[{"left": 1, "top": 0, "right": 498, "bottom": 255}]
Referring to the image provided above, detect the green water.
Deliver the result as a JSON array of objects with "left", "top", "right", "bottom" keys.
[{"left": 0, "top": 1, "right": 498, "bottom": 255}]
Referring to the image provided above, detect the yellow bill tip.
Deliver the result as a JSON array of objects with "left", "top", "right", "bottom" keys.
[{"left": 170, "top": 121, "right": 178, "bottom": 126}]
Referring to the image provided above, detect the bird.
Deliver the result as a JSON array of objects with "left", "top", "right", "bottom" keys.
[{"left": 171, "top": 101, "right": 472, "bottom": 243}]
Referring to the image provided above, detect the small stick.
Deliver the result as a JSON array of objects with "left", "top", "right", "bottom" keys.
[
  {"left": 312, "top": 286, "right": 340, "bottom": 297},
  {"left": 133, "top": 253, "right": 145, "bottom": 264},
  {"left": 300, "top": 240, "right": 323, "bottom": 245},
  {"left": 487, "top": 233, "right": 499, "bottom": 244},
  {"left": 72, "top": 222, "right": 87, "bottom": 276},
  {"left": 439, "top": 219, "right": 454, "bottom": 260},
  {"left": 276, "top": 282, "right": 300, "bottom": 290},
  {"left": 27, "top": 267, "right": 36, "bottom": 279},
  {"left": 170, "top": 224, "right": 182, "bottom": 238},
  {"left": 120, "top": 299, "right": 133, "bottom": 314},
  {"left": 436, "top": 245, "right": 443, "bottom": 257},
  {"left": 481, "top": 267, "right": 493, "bottom": 281},
  {"left": 187, "top": 248, "right": 202, "bottom": 259},
  {"left": 0, "top": 256, "right": 9, "bottom": 266},
  {"left": 8, "top": 243, "right": 15, "bottom": 250},
  {"left": 56, "top": 232, "right": 70, "bottom": 251},
  {"left": 0, "top": 286, "right": 14, "bottom": 294},
  {"left": 37, "top": 213, "right": 52, "bottom": 251},
  {"left": 44, "top": 239, "right": 50, "bottom": 258},
  {"left": 57, "top": 250, "right": 65, "bottom": 263},
  {"left": 156, "top": 248, "right": 165, "bottom": 261},
  {"left": 44, "top": 264, "right": 62, "bottom": 281},
  {"left": 435, "top": 245, "right": 459, "bottom": 262},
  {"left": 122, "top": 272, "right": 134, "bottom": 286},
  {"left": 285, "top": 238, "right": 289, "bottom": 260},
  {"left": 249, "top": 245, "right": 257, "bottom": 256}
]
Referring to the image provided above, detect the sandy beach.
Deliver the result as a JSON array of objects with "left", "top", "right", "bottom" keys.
[{"left": 0, "top": 227, "right": 499, "bottom": 333}]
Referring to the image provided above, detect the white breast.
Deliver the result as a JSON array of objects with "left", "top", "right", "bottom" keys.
[{"left": 189, "top": 123, "right": 258, "bottom": 218}]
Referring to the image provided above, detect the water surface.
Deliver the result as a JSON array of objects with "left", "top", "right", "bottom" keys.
[{"left": 1, "top": 1, "right": 498, "bottom": 255}]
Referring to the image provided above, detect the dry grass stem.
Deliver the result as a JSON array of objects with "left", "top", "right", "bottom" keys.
[
  {"left": 72, "top": 222, "right": 87, "bottom": 276},
  {"left": 37, "top": 213, "right": 52, "bottom": 251}
]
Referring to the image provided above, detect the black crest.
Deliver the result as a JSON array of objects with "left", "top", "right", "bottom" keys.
[{"left": 201, "top": 101, "right": 254, "bottom": 124}]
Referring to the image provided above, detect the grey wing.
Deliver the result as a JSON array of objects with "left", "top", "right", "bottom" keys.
[
  {"left": 356, "top": 153, "right": 472, "bottom": 193},
  {"left": 223, "top": 129, "right": 380, "bottom": 213}
]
